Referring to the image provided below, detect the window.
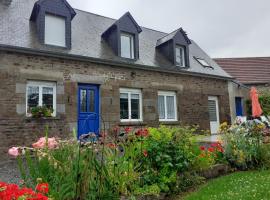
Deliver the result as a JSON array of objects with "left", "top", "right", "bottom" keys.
[
  {"left": 45, "top": 14, "right": 66, "bottom": 47},
  {"left": 26, "top": 81, "right": 56, "bottom": 116},
  {"left": 195, "top": 57, "right": 213, "bottom": 68},
  {"left": 120, "top": 88, "right": 142, "bottom": 121},
  {"left": 120, "top": 33, "right": 135, "bottom": 59},
  {"left": 158, "top": 91, "right": 177, "bottom": 121},
  {"left": 175, "top": 45, "right": 186, "bottom": 67}
]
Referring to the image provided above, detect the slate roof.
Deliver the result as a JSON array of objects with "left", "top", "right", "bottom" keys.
[
  {"left": 215, "top": 57, "right": 270, "bottom": 84},
  {"left": 156, "top": 28, "right": 191, "bottom": 46},
  {"left": 0, "top": 0, "right": 231, "bottom": 79}
]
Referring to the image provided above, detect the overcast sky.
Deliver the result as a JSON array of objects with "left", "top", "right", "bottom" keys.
[{"left": 68, "top": 0, "right": 270, "bottom": 58}]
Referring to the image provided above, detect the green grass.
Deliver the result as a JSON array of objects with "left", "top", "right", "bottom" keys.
[{"left": 183, "top": 170, "right": 270, "bottom": 200}]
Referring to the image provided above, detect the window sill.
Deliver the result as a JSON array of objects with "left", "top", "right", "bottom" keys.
[
  {"left": 24, "top": 116, "right": 61, "bottom": 122},
  {"left": 119, "top": 121, "right": 146, "bottom": 126},
  {"left": 159, "top": 121, "right": 180, "bottom": 125}
]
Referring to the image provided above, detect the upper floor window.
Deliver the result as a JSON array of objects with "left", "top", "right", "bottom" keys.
[
  {"left": 120, "top": 88, "right": 142, "bottom": 121},
  {"left": 120, "top": 33, "right": 135, "bottom": 59},
  {"left": 26, "top": 81, "right": 56, "bottom": 117},
  {"left": 175, "top": 45, "right": 186, "bottom": 67},
  {"left": 158, "top": 91, "right": 177, "bottom": 121},
  {"left": 45, "top": 14, "right": 66, "bottom": 47}
]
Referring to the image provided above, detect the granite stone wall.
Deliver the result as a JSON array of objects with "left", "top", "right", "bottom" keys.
[{"left": 0, "top": 50, "right": 230, "bottom": 160}]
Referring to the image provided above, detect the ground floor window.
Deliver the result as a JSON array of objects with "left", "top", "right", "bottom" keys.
[
  {"left": 120, "top": 88, "right": 142, "bottom": 121},
  {"left": 26, "top": 81, "right": 56, "bottom": 116},
  {"left": 158, "top": 91, "right": 177, "bottom": 121}
]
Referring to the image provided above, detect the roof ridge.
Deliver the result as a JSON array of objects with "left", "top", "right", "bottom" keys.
[
  {"left": 215, "top": 56, "right": 270, "bottom": 59},
  {"left": 74, "top": 8, "right": 168, "bottom": 35}
]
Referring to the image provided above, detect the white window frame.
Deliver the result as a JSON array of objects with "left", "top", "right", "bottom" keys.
[
  {"left": 26, "top": 81, "right": 57, "bottom": 117},
  {"left": 175, "top": 45, "right": 186, "bottom": 67},
  {"left": 120, "top": 32, "right": 135, "bottom": 59},
  {"left": 120, "top": 88, "right": 142, "bottom": 122},
  {"left": 45, "top": 13, "right": 66, "bottom": 47},
  {"left": 158, "top": 91, "right": 178, "bottom": 122}
]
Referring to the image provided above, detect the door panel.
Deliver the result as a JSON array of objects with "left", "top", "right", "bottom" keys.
[
  {"left": 78, "top": 84, "right": 99, "bottom": 138},
  {"left": 235, "top": 97, "right": 243, "bottom": 116},
  {"left": 208, "top": 96, "right": 220, "bottom": 134}
]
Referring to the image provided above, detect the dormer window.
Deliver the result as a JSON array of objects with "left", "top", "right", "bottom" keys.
[
  {"left": 175, "top": 45, "right": 185, "bottom": 67},
  {"left": 102, "top": 12, "right": 142, "bottom": 60},
  {"left": 120, "top": 33, "right": 135, "bottom": 59},
  {"left": 45, "top": 14, "right": 66, "bottom": 47},
  {"left": 30, "top": 0, "right": 76, "bottom": 49}
]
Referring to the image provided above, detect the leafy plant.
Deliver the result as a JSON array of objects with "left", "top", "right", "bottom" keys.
[{"left": 31, "top": 106, "right": 53, "bottom": 118}]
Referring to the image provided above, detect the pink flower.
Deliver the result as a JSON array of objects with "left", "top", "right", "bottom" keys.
[
  {"left": 32, "top": 137, "right": 58, "bottom": 149},
  {"left": 8, "top": 147, "right": 20, "bottom": 157}
]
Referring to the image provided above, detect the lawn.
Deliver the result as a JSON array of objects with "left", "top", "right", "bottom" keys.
[{"left": 182, "top": 170, "right": 270, "bottom": 200}]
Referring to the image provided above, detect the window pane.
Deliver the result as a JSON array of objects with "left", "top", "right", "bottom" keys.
[
  {"left": 27, "top": 86, "right": 39, "bottom": 112},
  {"left": 42, "top": 87, "right": 53, "bottom": 110},
  {"left": 176, "top": 46, "right": 184, "bottom": 66},
  {"left": 166, "top": 96, "right": 175, "bottom": 119},
  {"left": 89, "top": 90, "right": 95, "bottom": 112},
  {"left": 158, "top": 95, "right": 165, "bottom": 119},
  {"left": 120, "top": 93, "right": 129, "bottom": 119},
  {"left": 80, "top": 89, "right": 87, "bottom": 112},
  {"left": 45, "top": 14, "right": 66, "bottom": 47},
  {"left": 121, "top": 34, "right": 134, "bottom": 59},
  {"left": 131, "top": 94, "right": 140, "bottom": 119}
]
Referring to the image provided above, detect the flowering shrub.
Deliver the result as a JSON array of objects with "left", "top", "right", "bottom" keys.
[
  {"left": 139, "top": 126, "right": 205, "bottom": 194},
  {"left": 0, "top": 182, "right": 49, "bottom": 200},
  {"left": 221, "top": 121, "right": 268, "bottom": 169}
]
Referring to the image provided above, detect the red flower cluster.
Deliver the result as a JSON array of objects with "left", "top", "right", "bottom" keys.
[
  {"left": 143, "top": 150, "right": 148, "bottom": 157},
  {"left": 0, "top": 182, "right": 48, "bottom": 200},
  {"left": 200, "top": 142, "right": 223, "bottom": 154},
  {"left": 135, "top": 128, "right": 149, "bottom": 137},
  {"left": 124, "top": 127, "right": 132, "bottom": 134}
]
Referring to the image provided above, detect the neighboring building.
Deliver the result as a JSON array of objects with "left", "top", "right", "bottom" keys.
[
  {"left": 0, "top": 0, "right": 232, "bottom": 159},
  {"left": 215, "top": 57, "right": 270, "bottom": 121}
]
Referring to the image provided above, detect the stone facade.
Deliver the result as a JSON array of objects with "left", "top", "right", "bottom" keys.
[{"left": 0, "top": 50, "right": 230, "bottom": 160}]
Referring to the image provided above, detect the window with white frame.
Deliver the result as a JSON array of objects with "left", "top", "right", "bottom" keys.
[
  {"left": 26, "top": 81, "right": 56, "bottom": 116},
  {"left": 45, "top": 13, "right": 66, "bottom": 47},
  {"left": 158, "top": 91, "right": 177, "bottom": 121},
  {"left": 175, "top": 45, "right": 186, "bottom": 67},
  {"left": 120, "top": 88, "right": 142, "bottom": 121},
  {"left": 120, "top": 33, "right": 135, "bottom": 59}
]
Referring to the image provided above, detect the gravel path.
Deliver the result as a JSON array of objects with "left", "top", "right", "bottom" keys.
[{"left": 0, "top": 160, "right": 21, "bottom": 184}]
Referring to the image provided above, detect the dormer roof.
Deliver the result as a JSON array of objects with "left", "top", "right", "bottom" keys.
[{"left": 156, "top": 28, "right": 191, "bottom": 47}]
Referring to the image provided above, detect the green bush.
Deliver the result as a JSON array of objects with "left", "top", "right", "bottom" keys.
[
  {"left": 222, "top": 122, "right": 265, "bottom": 169},
  {"left": 139, "top": 126, "right": 205, "bottom": 194}
]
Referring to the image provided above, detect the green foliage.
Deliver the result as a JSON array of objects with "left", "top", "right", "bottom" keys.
[
  {"left": 222, "top": 122, "right": 265, "bottom": 169},
  {"left": 31, "top": 106, "right": 53, "bottom": 118},
  {"left": 246, "top": 90, "right": 270, "bottom": 116},
  {"left": 140, "top": 126, "right": 205, "bottom": 194}
]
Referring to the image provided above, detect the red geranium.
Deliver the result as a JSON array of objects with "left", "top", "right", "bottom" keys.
[
  {"left": 208, "top": 147, "right": 214, "bottom": 152},
  {"left": 135, "top": 128, "right": 149, "bottom": 137},
  {"left": 143, "top": 150, "right": 148, "bottom": 157},
  {"left": 36, "top": 183, "right": 49, "bottom": 194},
  {"left": 200, "top": 146, "right": 206, "bottom": 151},
  {"left": 124, "top": 127, "right": 132, "bottom": 134}
]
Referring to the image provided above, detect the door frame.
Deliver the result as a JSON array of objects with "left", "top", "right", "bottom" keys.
[
  {"left": 77, "top": 83, "right": 100, "bottom": 138},
  {"left": 208, "top": 96, "right": 220, "bottom": 135}
]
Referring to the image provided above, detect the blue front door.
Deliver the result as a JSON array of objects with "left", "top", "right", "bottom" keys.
[
  {"left": 78, "top": 84, "right": 99, "bottom": 138},
  {"left": 235, "top": 97, "right": 243, "bottom": 116}
]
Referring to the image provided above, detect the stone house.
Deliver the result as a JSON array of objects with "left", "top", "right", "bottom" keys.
[
  {"left": 215, "top": 57, "right": 270, "bottom": 121},
  {"left": 0, "top": 0, "right": 232, "bottom": 159}
]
